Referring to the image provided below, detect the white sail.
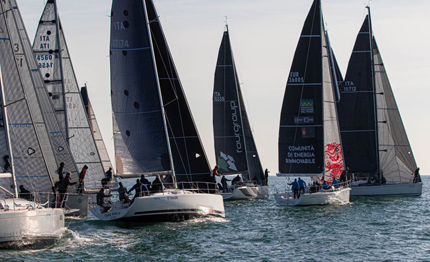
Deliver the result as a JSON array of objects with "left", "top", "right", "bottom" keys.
[
  {"left": 0, "top": 0, "right": 69, "bottom": 198},
  {"left": 33, "top": 1, "right": 106, "bottom": 189},
  {"left": 322, "top": 29, "right": 344, "bottom": 181}
]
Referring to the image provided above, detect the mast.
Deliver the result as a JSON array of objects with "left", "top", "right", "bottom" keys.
[
  {"left": 367, "top": 6, "right": 380, "bottom": 174},
  {"left": 0, "top": 68, "right": 17, "bottom": 197},
  {"left": 142, "top": 0, "right": 177, "bottom": 188}
]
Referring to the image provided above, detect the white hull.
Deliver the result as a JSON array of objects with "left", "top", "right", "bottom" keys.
[
  {"left": 0, "top": 198, "right": 65, "bottom": 249},
  {"left": 351, "top": 182, "right": 422, "bottom": 196},
  {"left": 274, "top": 187, "right": 351, "bottom": 206},
  {"left": 221, "top": 186, "right": 257, "bottom": 200},
  {"left": 91, "top": 189, "right": 225, "bottom": 222}
]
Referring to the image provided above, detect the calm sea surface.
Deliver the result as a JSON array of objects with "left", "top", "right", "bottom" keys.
[{"left": 2, "top": 176, "right": 430, "bottom": 262}]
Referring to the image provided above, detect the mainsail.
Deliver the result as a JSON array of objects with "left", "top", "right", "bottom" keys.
[
  {"left": 337, "top": 10, "right": 416, "bottom": 183},
  {"left": 111, "top": 0, "right": 212, "bottom": 184},
  {"left": 33, "top": 0, "right": 106, "bottom": 188},
  {"left": 213, "top": 28, "right": 265, "bottom": 184},
  {"left": 0, "top": 0, "right": 73, "bottom": 197},
  {"left": 278, "top": 0, "right": 344, "bottom": 181}
]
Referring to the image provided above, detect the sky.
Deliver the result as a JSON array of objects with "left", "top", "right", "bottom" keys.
[{"left": 17, "top": 0, "right": 430, "bottom": 175}]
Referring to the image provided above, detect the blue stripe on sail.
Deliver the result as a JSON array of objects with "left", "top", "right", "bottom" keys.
[
  {"left": 16, "top": 175, "right": 49, "bottom": 178},
  {"left": 114, "top": 109, "right": 161, "bottom": 115},
  {"left": 0, "top": 38, "right": 10, "bottom": 40},
  {"left": 111, "top": 46, "right": 150, "bottom": 51},
  {"left": 31, "top": 69, "right": 38, "bottom": 71},
  {"left": 359, "top": 32, "right": 369, "bottom": 34},
  {"left": 50, "top": 131, "right": 62, "bottom": 134},
  {"left": 301, "top": 35, "right": 320, "bottom": 38},
  {"left": 9, "top": 123, "right": 32, "bottom": 126}
]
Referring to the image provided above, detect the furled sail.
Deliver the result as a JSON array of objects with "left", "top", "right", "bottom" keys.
[
  {"left": 111, "top": 0, "right": 212, "bottom": 183},
  {"left": 278, "top": 0, "right": 344, "bottom": 181},
  {"left": 213, "top": 28, "right": 265, "bottom": 184},
  {"left": 33, "top": 0, "right": 106, "bottom": 188}
]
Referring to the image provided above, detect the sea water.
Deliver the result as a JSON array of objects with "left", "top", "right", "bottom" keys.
[{"left": 2, "top": 176, "right": 430, "bottom": 261}]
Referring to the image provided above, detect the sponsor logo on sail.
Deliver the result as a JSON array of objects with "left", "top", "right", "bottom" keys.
[
  {"left": 230, "top": 101, "right": 243, "bottom": 153},
  {"left": 218, "top": 151, "right": 238, "bottom": 172}
]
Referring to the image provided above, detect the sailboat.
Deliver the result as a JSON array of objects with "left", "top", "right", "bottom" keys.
[
  {"left": 213, "top": 26, "right": 268, "bottom": 200},
  {"left": 32, "top": 0, "right": 109, "bottom": 216},
  {"left": 274, "top": 0, "right": 350, "bottom": 206},
  {"left": 90, "top": 0, "right": 224, "bottom": 222},
  {"left": 0, "top": 0, "right": 65, "bottom": 248},
  {"left": 336, "top": 7, "right": 422, "bottom": 196}
]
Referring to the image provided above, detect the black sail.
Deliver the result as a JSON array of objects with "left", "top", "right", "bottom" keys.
[
  {"left": 111, "top": 0, "right": 212, "bottom": 183},
  {"left": 336, "top": 15, "right": 378, "bottom": 174},
  {"left": 278, "top": 0, "right": 344, "bottom": 179},
  {"left": 279, "top": 0, "right": 323, "bottom": 175},
  {"left": 213, "top": 30, "right": 248, "bottom": 174},
  {"left": 111, "top": 0, "right": 169, "bottom": 176},
  {"left": 213, "top": 29, "right": 264, "bottom": 184}
]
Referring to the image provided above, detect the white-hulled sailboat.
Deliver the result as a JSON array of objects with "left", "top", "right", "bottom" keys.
[
  {"left": 274, "top": 0, "right": 350, "bottom": 206},
  {"left": 0, "top": 0, "right": 65, "bottom": 248},
  {"left": 32, "top": 0, "right": 110, "bottom": 216},
  {"left": 90, "top": 0, "right": 224, "bottom": 222},
  {"left": 212, "top": 26, "right": 268, "bottom": 200},
  {"left": 336, "top": 7, "right": 422, "bottom": 196}
]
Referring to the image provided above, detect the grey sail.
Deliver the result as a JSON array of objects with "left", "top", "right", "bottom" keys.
[
  {"left": 0, "top": 0, "right": 70, "bottom": 198},
  {"left": 278, "top": 0, "right": 344, "bottom": 180},
  {"left": 111, "top": 0, "right": 212, "bottom": 184},
  {"left": 213, "top": 28, "right": 265, "bottom": 184},
  {"left": 33, "top": 0, "right": 106, "bottom": 188},
  {"left": 373, "top": 39, "right": 417, "bottom": 182},
  {"left": 81, "top": 85, "right": 113, "bottom": 174}
]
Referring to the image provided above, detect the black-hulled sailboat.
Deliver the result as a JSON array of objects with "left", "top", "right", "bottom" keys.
[
  {"left": 336, "top": 7, "right": 422, "bottom": 196},
  {"left": 274, "top": 0, "right": 350, "bottom": 206},
  {"left": 213, "top": 26, "right": 268, "bottom": 200},
  {"left": 90, "top": 0, "right": 224, "bottom": 222}
]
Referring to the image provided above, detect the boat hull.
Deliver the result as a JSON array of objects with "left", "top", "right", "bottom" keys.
[
  {"left": 350, "top": 182, "right": 422, "bottom": 196},
  {"left": 221, "top": 186, "right": 257, "bottom": 200},
  {"left": 90, "top": 190, "right": 225, "bottom": 222},
  {"left": 0, "top": 199, "right": 65, "bottom": 249},
  {"left": 64, "top": 194, "right": 89, "bottom": 217},
  {"left": 274, "top": 187, "right": 351, "bottom": 206}
]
